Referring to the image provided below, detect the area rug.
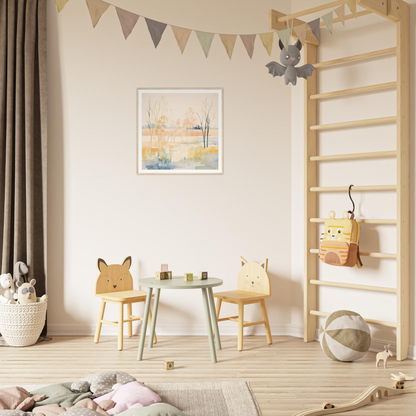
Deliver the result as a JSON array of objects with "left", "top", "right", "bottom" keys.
[{"left": 3, "top": 382, "right": 261, "bottom": 416}]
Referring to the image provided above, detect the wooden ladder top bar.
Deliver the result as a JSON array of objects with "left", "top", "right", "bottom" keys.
[
  {"left": 310, "top": 150, "right": 397, "bottom": 161},
  {"left": 310, "top": 218, "right": 397, "bottom": 225}
]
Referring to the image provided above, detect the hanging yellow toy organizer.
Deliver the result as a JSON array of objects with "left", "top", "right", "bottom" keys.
[
  {"left": 319, "top": 210, "right": 363, "bottom": 268},
  {"left": 269, "top": 0, "right": 410, "bottom": 360}
]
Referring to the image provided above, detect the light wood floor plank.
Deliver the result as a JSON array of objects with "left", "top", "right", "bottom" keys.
[{"left": 0, "top": 336, "right": 415, "bottom": 415}]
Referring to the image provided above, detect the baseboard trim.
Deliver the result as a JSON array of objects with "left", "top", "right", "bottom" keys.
[{"left": 47, "top": 323, "right": 414, "bottom": 360}]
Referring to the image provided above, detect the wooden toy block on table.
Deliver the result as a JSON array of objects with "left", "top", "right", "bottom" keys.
[
  {"left": 156, "top": 272, "right": 168, "bottom": 280},
  {"left": 164, "top": 360, "right": 174, "bottom": 370},
  {"left": 166, "top": 271, "right": 172, "bottom": 279},
  {"left": 184, "top": 273, "right": 193, "bottom": 282},
  {"left": 198, "top": 272, "right": 208, "bottom": 280},
  {"left": 161, "top": 264, "right": 168, "bottom": 272}
]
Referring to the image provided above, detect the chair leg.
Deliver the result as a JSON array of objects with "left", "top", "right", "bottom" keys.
[
  {"left": 148, "top": 305, "right": 157, "bottom": 344},
  {"left": 212, "top": 298, "right": 222, "bottom": 339},
  {"left": 260, "top": 299, "right": 272, "bottom": 345},
  {"left": 216, "top": 299, "right": 222, "bottom": 320},
  {"left": 127, "top": 303, "right": 132, "bottom": 337},
  {"left": 94, "top": 299, "right": 106, "bottom": 343},
  {"left": 118, "top": 303, "right": 124, "bottom": 351},
  {"left": 238, "top": 302, "right": 244, "bottom": 351}
]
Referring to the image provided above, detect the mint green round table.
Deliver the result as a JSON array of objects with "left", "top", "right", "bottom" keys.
[{"left": 136, "top": 276, "right": 223, "bottom": 363}]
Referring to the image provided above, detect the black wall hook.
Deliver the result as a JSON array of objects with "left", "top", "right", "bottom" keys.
[{"left": 348, "top": 184, "right": 355, "bottom": 218}]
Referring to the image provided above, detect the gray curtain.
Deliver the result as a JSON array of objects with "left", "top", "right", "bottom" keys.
[{"left": 0, "top": 0, "right": 47, "bottom": 298}]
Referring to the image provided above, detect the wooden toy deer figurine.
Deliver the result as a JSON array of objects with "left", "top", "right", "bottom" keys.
[{"left": 376, "top": 344, "right": 393, "bottom": 368}]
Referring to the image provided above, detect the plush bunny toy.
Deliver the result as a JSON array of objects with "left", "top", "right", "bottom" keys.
[
  {"left": 16, "top": 279, "right": 48, "bottom": 304},
  {"left": 0, "top": 273, "right": 16, "bottom": 304}
]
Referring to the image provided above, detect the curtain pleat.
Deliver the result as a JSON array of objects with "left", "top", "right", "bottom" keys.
[{"left": 0, "top": 0, "right": 47, "bottom": 299}]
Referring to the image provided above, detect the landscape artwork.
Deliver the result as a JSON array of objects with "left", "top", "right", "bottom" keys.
[{"left": 137, "top": 89, "right": 223, "bottom": 174}]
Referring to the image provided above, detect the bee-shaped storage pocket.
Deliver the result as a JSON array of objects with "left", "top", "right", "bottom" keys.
[{"left": 319, "top": 211, "right": 363, "bottom": 268}]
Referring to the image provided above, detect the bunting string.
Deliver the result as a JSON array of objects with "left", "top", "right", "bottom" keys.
[{"left": 56, "top": 0, "right": 357, "bottom": 58}]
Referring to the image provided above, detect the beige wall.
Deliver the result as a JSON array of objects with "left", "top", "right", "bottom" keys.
[
  {"left": 291, "top": 0, "right": 416, "bottom": 358},
  {"left": 47, "top": 0, "right": 294, "bottom": 336}
]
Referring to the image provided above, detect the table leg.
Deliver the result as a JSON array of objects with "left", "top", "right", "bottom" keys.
[
  {"left": 202, "top": 287, "right": 217, "bottom": 363},
  {"left": 148, "top": 288, "right": 160, "bottom": 348},
  {"left": 208, "top": 287, "right": 221, "bottom": 350},
  {"left": 137, "top": 287, "right": 153, "bottom": 361}
]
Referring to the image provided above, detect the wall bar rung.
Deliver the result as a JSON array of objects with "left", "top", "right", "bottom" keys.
[
  {"left": 310, "top": 150, "right": 397, "bottom": 162},
  {"left": 310, "top": 82, "right": 397, "bottom": 100},
  {"left": 314, "top": 47, "right": 397, "bottom": 69},
  {"left": 309, "top": 279, "right": 397, "bottom": 294},
  {"left": 309, "top": 310, "right": 397, "bottom": 328},
  {"left": 310, "top": 185, "right": 396, "bottom": 192},
  {"left": 310, "top": 116, "right": 397, "bottom": 131},
  {"left": 321, "top": 10, "right": 372, "bottom": 27},
  {"left": 310, "top": 248, "right": 397, "bottom": 259},
  {"left": 310, "top": 218, "right": 397, "bottom": 225},
  {"left": 276, "top": 0, "right": 347, "bottom": 23}
]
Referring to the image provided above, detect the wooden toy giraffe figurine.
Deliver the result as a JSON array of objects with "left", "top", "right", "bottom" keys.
[{"left": 376, "top": 344, "right": 393, "bottom": 368}]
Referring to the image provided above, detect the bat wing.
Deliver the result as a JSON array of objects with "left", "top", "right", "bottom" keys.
[
  {"left": 296, "top": 64, "right": 316, "bottom": 80},
  {"left": 266, "top": 61, "right": 286, "bottom": 78}
]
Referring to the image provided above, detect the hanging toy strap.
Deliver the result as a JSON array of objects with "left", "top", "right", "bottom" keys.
[{"left": 348, "top": 184, "right": 355, "bottom": 219}]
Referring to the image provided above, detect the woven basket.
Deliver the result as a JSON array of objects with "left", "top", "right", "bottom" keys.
[{"left": 0, "top": 301, "right": 47, "bottom": 347}]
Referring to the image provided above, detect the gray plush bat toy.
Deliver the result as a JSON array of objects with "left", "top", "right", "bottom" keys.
[{"left": 266, "top": 39, "right": 316, "bottom": 86}]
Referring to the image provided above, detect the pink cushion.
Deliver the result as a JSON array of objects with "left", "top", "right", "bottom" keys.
[{"left": 94, "top": 382, "right": 161, "bottom": 415}]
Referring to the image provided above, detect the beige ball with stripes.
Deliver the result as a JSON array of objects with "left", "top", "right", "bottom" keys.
[{"left": 319, "top": 310, "right": 371, "bottom": 362}]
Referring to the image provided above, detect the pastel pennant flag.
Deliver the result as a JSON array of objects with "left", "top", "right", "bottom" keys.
[
  {"left": 293, "top": 24, "right": 307, "bottom": 45},
  {"left": 145, "top": 18, "right": 167, "bottom": 48},
  {"left": 196, "top": 31, "right": 215, "bottom": 58},
  {"left": 322, "top": 11, "right": 333, "bottom": 34},
  {"left": 259, "top": 33, "right": 274, "bottom": 56},
  {"left": 116, "top": 7, "right": 139, "bottom": 39},
  {"left": 240, "top": 34, "right": 256, "bottom": 59},
  {"left": 277, "top": 28, "right": 290, "bottom": 51},
  {"left": 347, "top": 0, "right": 357, "bottom": 17},
  {"left": 334, "top": 4, "right": 346, "bottom": 25},
  {"left": 55, "top": 0, "right": 69, "bottom": 13},
  {"left": 308, "top": 18, "right": 320, "bottom": 42},
  {"left": 171, "top": 26, "right": 192, "bottom": 54},
  {"left": 86, "top": 0, "right": 110, "bottom": 28},
  {"left": 220, "top": 34, "right": 237, "bottom": 59}
]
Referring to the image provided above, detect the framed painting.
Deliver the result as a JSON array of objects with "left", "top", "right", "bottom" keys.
[{"left": 137, "top": 88, "right": 223, "bottom": 174}]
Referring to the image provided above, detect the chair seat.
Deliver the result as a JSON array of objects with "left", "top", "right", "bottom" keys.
[
  {"left": 214, "top": 290, "right": 270, "bottom": 303},
  {"left": 96, "top": 290, "right": 150, "bottom": 302}
]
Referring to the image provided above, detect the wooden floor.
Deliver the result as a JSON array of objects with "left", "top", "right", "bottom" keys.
[{"left": 1, "top": 335, "right": 415, "bottom": 415}]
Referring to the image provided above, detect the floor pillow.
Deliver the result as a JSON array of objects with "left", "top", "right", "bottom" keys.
[
  {"left": 30, "top": 383, "right": 92, "bottom": 408},
  {"left": 118, "top": 404, "right": 185, "bottom": 416},
  {"left": 71, "top": 373, "right": 136, "bottom": 395}
]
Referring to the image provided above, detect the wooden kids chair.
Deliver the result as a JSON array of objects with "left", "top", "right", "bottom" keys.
[
  {"left": 214, "top": 257, "right": 272, "bottom": 351},
  {"left": 94, "top": 256, "right": 157, "bottom": 351}
]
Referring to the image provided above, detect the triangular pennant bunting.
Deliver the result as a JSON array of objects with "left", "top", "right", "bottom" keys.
[
  {"left": 55, "top": 0, "right": 69, "bottom": 13},
  {"left": 308, "top": 18, "right": 320, "bottom": 42},
  {"left": 196, "top": 31, "right": 215, "bottom": 58},
  {"left": 347, "top": 0, "right": 357, "bottom": 17},
  {"left": 171, "top": 26, "right": 192, "bottom": 54},
  {"left": 334, "top": 4, "right": 346, "bottom": 25},
  {"left": 277, "top": 28, "right": 290, "bottom": 51},
  {"left": 293, "top": 24, "right": 307, "bottom": 45},
  {"left": 259, "top": 33, "right": 274, "bottom": 56},
  {"left": 322, "top": 11, "right": 333, "bottom": 34},
  {"left": 116, "top": 7, "right": 139, "bottom": 39},
  {"left": 220, "top": 34, "right": 237, "bottom": 59},
  {"left": 86, "top": 0, "right": 110, "bottom": 28},
  {"left": 240, "top": 34, "right": 256, "bottom": 59},
  {"left": 145, "top": 18, "right": 167, "bottom": 48}
]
